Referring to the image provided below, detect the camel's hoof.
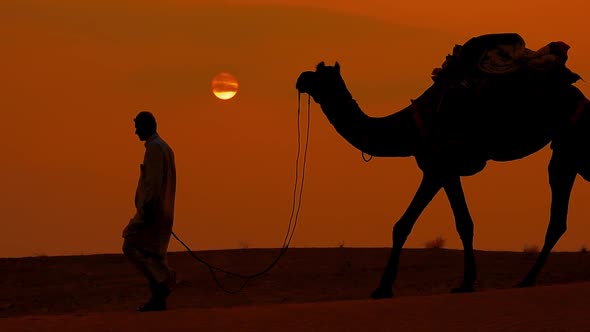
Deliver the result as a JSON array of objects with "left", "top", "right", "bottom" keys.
[
  {"left": 370, "top": 287, "right": 393, "bottom": 299},
  {"left": 450, "top": 285, "right": 476, "bottom": 294},
  {"left": 515, "top": 280, "right": 535, "bottom": 288}
]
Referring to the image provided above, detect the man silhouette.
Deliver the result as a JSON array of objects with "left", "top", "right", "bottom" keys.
[{"left": 123, "top": 111, "right": 177, "bottom": 312}]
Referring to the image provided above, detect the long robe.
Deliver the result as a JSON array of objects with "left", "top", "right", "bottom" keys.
[{"left": 123, "top": 133, "right": 176, "bottom": 256}]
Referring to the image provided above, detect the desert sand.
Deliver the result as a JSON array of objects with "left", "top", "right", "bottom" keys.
[{"left": 2, "top": 248, "right": 590, "bottom": 331}]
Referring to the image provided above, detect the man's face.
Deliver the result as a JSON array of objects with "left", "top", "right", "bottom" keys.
[{"left": 134, "top": 123, "right": 152, "bottom": 141}]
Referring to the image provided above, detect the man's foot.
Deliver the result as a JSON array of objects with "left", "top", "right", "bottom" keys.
[
  {"left": 151, "top": 271, "right": 177, "bottom": 300},
  {"left": 136, "top": 299, "right": 167, "bottom": 312},
  {"left": 166, "top": 270, "right": 177, "bottom": 294},
  {"left": 370, "top": 287, "right": 394, "bottom": 299}
]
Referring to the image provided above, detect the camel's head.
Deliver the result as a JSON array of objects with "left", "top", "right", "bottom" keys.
[{"left": 296, "top": 62, "right": 351, "bottom": 104}]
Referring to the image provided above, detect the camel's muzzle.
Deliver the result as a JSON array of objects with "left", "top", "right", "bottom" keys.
[{"left": 296, "top": 71, "right": 315, "bottom": 94}]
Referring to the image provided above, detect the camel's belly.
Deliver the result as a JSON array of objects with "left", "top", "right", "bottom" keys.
[{"left": 487, "top": 130, "right": 553, "bottom": 161}]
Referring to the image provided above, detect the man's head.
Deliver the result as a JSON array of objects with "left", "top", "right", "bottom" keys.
[{"left": 134, "top": 111, "right": 157, "bottom": 141}]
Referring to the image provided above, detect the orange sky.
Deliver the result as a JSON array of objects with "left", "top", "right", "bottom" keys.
[{"left": 1, "top": 0, "right": 589, "bottom": 257}]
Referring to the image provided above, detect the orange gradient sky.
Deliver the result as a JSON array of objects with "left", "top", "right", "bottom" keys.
[{"left": 1, "top": 0, "right": 589, "bottom": 257}]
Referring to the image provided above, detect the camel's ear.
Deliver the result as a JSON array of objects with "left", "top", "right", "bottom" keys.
[
  {"left": 335, "top": 61, "right": 340, "bottom": 73},
  {"left": 316, "top": 61, "right": 325, "bottom": 70}
]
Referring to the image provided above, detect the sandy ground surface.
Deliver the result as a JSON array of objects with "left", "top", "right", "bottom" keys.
[{"left": 2, "top": 248, "right": 590, "bottom": 331}]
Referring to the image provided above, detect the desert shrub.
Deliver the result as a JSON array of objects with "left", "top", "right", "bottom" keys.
[
  {"left": 424, "top": 236, "right": 446, "bottom": 249},
  {"left": 581, "top": 246, "right": 588, "bottom": 254},
  {"left": 523, "top": 244, "right": 539, "bottom": 254}
]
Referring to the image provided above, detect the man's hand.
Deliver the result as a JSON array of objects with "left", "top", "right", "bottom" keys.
[
  {"left": 122, "top": 218, "right": 142, "bottom": 238},
  {"left": 139, "top": 203, "right": 156, "bottom": 224}
]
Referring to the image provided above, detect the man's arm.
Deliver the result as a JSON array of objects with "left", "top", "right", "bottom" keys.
[{"left": 138, "top": 143, "right": 165, "bottom": 222}]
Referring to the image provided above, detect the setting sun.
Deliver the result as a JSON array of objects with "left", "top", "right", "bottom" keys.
[{"left": 212, "top": 72, "right": 239, "bottom": 100}]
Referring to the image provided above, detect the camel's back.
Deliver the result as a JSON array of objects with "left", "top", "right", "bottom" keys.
[{"left": 412, "top": 77, "right": 585, "bottom": 166}]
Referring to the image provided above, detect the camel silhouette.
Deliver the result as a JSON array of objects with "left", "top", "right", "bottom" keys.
[{"left": 295, "top": 33, "right": 589, "bottom": 299}]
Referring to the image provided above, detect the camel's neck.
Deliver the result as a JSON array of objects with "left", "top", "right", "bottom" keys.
[{"left": 319, "top": 97, "right": 419, "bottom": 157}]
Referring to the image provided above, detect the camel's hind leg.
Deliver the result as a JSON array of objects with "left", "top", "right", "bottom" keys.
[
  {"left": 517, "top": 152, "right": 577, "bottom": 287},
  {"left": 443, "top": 176, "right": 477, "bottom": 293}
]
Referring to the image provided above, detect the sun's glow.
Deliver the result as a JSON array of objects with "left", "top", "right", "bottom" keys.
[
  {"left": 212, "top": 72, "right": 239, "bottom": 100},
  {"left": 213, "top": 90, "right": 238, "bottom": 100}
]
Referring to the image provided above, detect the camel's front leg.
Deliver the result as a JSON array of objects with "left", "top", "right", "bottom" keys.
[
  {"left": 443, "top": 176, "right": 477, "bottom": 293},
  {"left": 517, "top": 154, "right": 577, "bottom": 287},
  {"left": 371, "top": 173, "right": 442, "bottom": 299}
]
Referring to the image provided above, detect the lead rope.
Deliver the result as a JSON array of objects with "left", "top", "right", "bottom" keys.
[{"left": 171, "top": 93, "right": 311, "bottom": 294}]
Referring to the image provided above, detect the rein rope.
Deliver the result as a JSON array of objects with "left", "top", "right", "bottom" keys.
[{"left": 171, "top": 93, "right": 311, "bottom": 294}]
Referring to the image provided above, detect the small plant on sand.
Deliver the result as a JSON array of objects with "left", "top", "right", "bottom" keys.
[
  {"left": 581, "top": 246, "right": 588, "bottom": 254},
  {"left": 424, "top": 236, "right": 446, "bottom": 249},
  {"left": 523, "top": 244, "right": 539, "bottom": 255},
  {"left": 339, "top": 260, "right": 352, "bottom": 274}
]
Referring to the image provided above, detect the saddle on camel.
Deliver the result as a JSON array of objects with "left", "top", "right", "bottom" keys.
[{"left": 417, "top": 33, "right": 583, "bottom": 160}]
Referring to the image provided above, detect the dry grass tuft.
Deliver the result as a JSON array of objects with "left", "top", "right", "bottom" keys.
[
  {"left": 424, "top": 236, "right": 446, "bottom": 249},
  {"left": 523, "top": 244, "right": 539, "bottom": 255}
]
